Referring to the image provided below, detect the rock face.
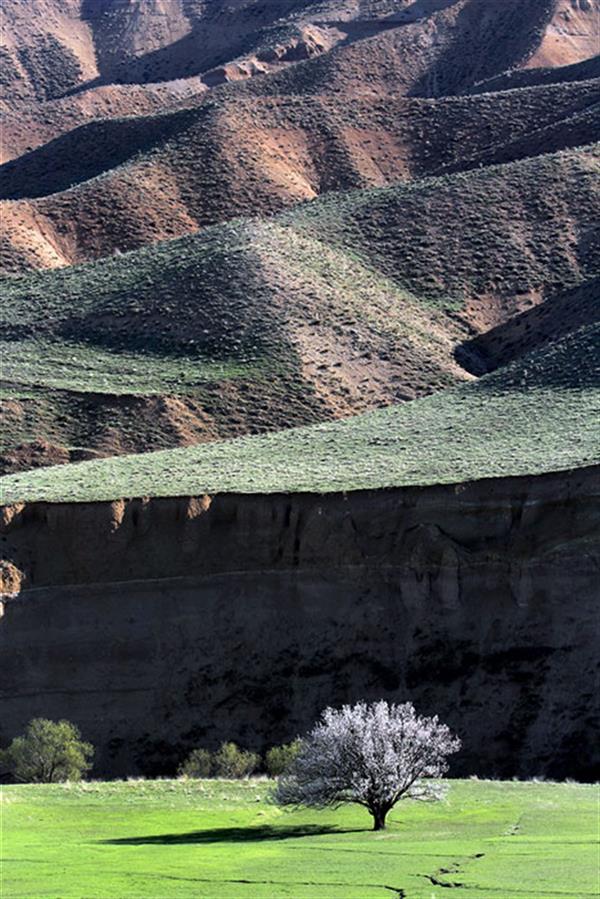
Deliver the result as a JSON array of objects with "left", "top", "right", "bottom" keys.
[{"left": 1, "top": 467, "right": 599, "bottom": 779}]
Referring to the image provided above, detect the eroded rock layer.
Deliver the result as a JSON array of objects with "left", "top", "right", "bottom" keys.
[{"left": 1, "top": 466, "right": 598, "bottom": 779}]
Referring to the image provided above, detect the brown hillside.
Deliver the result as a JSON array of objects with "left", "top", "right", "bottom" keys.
[
  {"left": 241, "top": 0, "right": 598, "bottom": 101},
  {"left": 3, "top": 0, "right": 597, "bottom": 155},
  {"left": 3, "top": 1, "right": 598, "bottom": 276},
  {"left": 0, "top": 81, "right": 206, "bottom": 165},
  {"left": 468, "top": 50, "right": 600, "bottom": 95},
  {"left": 525, "top": 0, "right": 600, "bottom": 69},
  {"left": 2, "top": 78, "right": 598, "bottom": 274}
]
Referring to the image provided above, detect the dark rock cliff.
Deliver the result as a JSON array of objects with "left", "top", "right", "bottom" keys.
[{"left": 1, "top": 466, "right": 599, "bottom": 779}]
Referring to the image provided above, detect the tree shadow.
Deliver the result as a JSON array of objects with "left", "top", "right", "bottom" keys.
[{"left": 102, "top": 824, "right": 363, "bottom": 846}]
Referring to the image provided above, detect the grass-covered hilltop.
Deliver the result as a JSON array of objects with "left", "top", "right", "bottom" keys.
[{"left": 2, "top": 322, "right": 598, "bottom": 503}]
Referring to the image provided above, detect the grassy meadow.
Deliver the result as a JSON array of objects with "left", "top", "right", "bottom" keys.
[{"left": 1, "top": 778, "right": 597, "bottom": 898}]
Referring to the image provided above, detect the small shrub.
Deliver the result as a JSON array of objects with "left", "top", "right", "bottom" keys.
[
  {"left": 178, "top": 748, "right": 213, "bottom": 778},
  {"left": 265, "top": 740, "right": 302, "bottom": 777},
  {"left": 213, "top": 742, "right": 260, "bottom": 778},
  {"left": 0, "top": 718, "right": 93, "bottom": 783}
]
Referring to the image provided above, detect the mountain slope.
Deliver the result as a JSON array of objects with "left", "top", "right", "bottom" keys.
[
  {"left": 0, "top": 215, "right": 468, "bottom": 472},
  {"left": 456, "top": 278, "right": 600, "bottom": 375},
  {"left": 2, "top": 79, "right": 598, "bottom": 274},
  {"left": 1, "top": 145, "right": 598, "bottom": 472},
  {"left": 3, "top": 0, "right": 597, "bottom": 170},
  {"left": 2, "top": 321, "right": 598, "bottom": 503},
  {"left": 6, "top": 0, "right": 595, "bottom": 107}
]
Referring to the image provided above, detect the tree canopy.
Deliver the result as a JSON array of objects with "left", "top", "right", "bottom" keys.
[
  {"left": 0, "top": 718, "right": 94, "bottom": 783},
  {"left": 273, "top": 700, "right": 460, "bottom": 830}
]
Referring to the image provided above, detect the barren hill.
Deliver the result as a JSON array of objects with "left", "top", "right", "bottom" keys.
[
  {"left": 2, "top": 0, "right": 597, "bottom": 168},
  {"left": 5, "top": 1, "right": 595, "bottom": 107},
  {"left": 2, "top": 79, "right": 599, "bottom": 274},
  {"left": 2, "top": 1, "right": 599, "bottom": 273}
]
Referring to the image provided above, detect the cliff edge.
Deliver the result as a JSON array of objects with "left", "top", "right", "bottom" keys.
[{"left": 1, "top": 466, "right": 598, "bottom": 779}]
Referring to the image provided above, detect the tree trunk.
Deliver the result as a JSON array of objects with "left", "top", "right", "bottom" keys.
[{"left": 372, "top": 807, "right": 387, "bottom": 831}]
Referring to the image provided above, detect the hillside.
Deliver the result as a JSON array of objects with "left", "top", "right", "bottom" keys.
[
  {"left": 2, "top": 78, "right": 599, "bottom": 274},
  {"left": 2, "top": 321, "right": 598, "bottom": 504},
  {"left": 2, "top": 144, "right": 598, "bottom": 473},
  {"left": 4, "top": 0, "right": 595, "bottom": 109},
  {"left": 3, "top": 0, "right": 596, "bottom": 167},
  {"left": 456, "top": 278, "right": 600, "bottom": 375},
  {"left": 2, "top": 0, "right": 599, "bottom": 275},
  {"left": 239, "top": 0, "right": 599, "bottom": 100},
  {"left": 1, "top": 0, "right": 599, "bottom": 479},
  {"left": 0, "top": 214, "right": 467, "bottom": 472}
]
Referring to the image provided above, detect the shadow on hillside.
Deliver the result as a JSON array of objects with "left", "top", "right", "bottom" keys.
[{"left": 102, "top": 824, "right": 362, "bottom": 846}]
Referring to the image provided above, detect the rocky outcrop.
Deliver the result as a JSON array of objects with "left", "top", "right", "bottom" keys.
[{"left": 1, "top": 466, "right": 598, "bottom": 779}]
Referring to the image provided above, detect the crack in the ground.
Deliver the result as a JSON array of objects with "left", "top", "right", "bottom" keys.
[
  {"left": 422, "top": 850, "right": 486, "bottom": 890},
  {"left": 157, "top": 873, "right": 405, "bottom": 894},
  {"left": 426, "top": 873, "right": 464, "bottom": 888}
]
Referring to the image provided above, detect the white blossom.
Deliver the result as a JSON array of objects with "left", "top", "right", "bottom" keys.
[{"left": 273, "top": 700, "right": 460, "bottom": 829}]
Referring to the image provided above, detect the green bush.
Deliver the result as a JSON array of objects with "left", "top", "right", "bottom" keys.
[
  {"left": 213, "top": 742, "right": 260, "bottom": 778},
  {"left": 0, "top": 718, "right": 93, "bottom": 783},
  {"left": 178, "top": 748, "right": 213, "bottom": 778},
  {"left": 265, "top": 740, "right": 302, "bottom": 777}
]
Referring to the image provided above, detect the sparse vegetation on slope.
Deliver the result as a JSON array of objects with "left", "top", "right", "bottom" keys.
[
  {"left": 4, "top": 82, "right": 598, "bottom": 273},
  {"left": 2, "top": 324, "right": 597, "bottom": 504},
  {"left": 2, "top": 26, "right": 598, "bottom": 273},
  {"left": 456, "top": 278, "right": 600, "bottom": 375},
  {"left": 0, "top": 209, "right": 468, "bottom": 470},
  {"left": 2, "top": 144, "right": 598, "bottom": 471},
  {"left": 282, "top": 144, "right": 599, "bottom": 307},
  {"left": 2, "top": 0, "right": 598, "bottom": 490},
  {"left": 468, "top": 52, "right": 600, "bottom": 95},
  {"left": 6, "top": 0, "right": 597, "bottom": 112}
]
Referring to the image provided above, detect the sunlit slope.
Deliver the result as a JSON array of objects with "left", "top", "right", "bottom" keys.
[
  {"left": 6, "top": 0, "right": 595, "bottom": 112},
  {"left": 279, "top": 144, "right": 599, "bottom": 310},
  {"left": 2, "top": 323, "right": 598, "bottom": 504},
  {"left": 2, "top": 145, "right": 598, "bottom": 473},
  {"left": 0, "top": 218, "right": 467, "bottom": 472}
]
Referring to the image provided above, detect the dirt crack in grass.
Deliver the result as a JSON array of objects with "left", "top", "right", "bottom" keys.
[
  {"left": 158, "top": 873, "right": 405, "bottom": 893},
  {"left": 422, "top": 850, "right": 486, "bottom": 890}
]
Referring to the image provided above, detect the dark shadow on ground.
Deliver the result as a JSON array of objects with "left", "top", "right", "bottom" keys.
[{"left": 102, "top": 825, "right": 363, "bottom": 846}]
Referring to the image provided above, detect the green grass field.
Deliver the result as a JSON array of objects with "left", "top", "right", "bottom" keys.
[{"left": 1, "top": 779, "right": 597, "bottom": 898}]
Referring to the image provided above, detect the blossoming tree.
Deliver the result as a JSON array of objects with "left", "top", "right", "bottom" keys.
[{"left": 273, "top": 700, "right": 461, "bottom": 830}]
